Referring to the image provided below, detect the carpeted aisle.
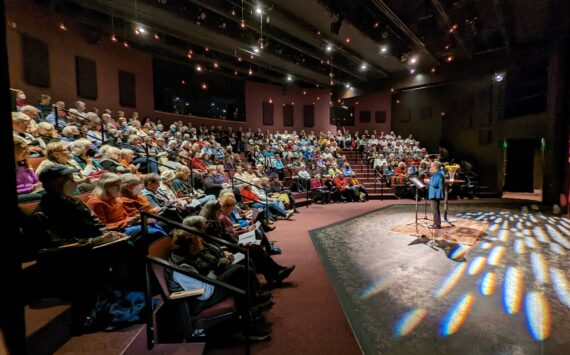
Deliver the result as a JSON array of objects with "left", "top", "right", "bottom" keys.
[{"left": 253, "top": 200, "right": 397, "bottom": 355}]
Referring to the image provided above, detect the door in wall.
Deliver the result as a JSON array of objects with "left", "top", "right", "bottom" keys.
[{"left": 504, "top": 139, "right": 540, "bottom": 192}]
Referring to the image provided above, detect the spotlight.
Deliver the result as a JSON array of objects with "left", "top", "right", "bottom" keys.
[
  {"left": 345, "top": 37, "right": 351, "bottom": 44},
  {"left": 269, "top": 98, "right": 273, "bottom": 103},
  {"left": 380, "top": 45, "right": 388, "bottom": 54},
  {"left": 286, "top": 75, "right": 293, "bottom": 82},
  {"left": 390, "top": 88, "right": 395, "bottom": 93},
  {"left": 241, "top": 20, "right": 246, "bottom": 29},
  {"left": 326, "top": 44, "right": 333, "bottom": 52},
  {"left": 360, "top": 63, "right": 368, "bottom": 71},
  {"left": 200, "top": 83, "right": 208, "bottom": 90},
  {"left": 111, "top": 34, "right": 118, "bottom": 42},
  {"left": 253, "top": 46, "right": 260, "bottom": 54},
  {"left": 256, "top": 7, "right": 262, "bottom": 15},
  {"left": 431, "top": 67, "right": 437, "bottom": 73},
  {"left": 248, "top": 69, "right": 253, "bottom": 76},
  {"left": 181, "top": 80, "right": 186, "bottom": 85},
  {"left": 446, "top": 55, "right": 454, "bottom": 62},
  {"left": 303, "top": 91, "right": 307, "bottom": 95},
  {"left": 373, "top": 22, "right": 380, "bottom": 28},
  {"left": 345, "top": 83, "right": 351, "bottom": 88},
  {"left": 409, "top": 68, "right": 416, "bottom": 75},
  {"left": 409, "top": 56, "right": 418, "bottom": 65},
  {"left": 493, "top": 72, "right": 505, "bottom": 82},
  {"left": 123, "top": 41, "right": 129, "bottom": 48},
  {"left": 154, "top": 33, "right": 160, "bottom": 40},
  {"left": 58, "top": 23, "right": 68, "bottom": 31},
  {"left": 135, "top": 26, "right": 146, "bottom": 34},
  {"left": 213, "top": 62, "right": 219, "bottom": 69},
  {"left": 196, "top": 65, "right": 203, "bottom": 72}
]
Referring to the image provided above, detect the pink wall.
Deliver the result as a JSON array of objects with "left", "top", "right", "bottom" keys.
[
  {"left": 343, "top": 92, "right": 392, "bottom": 134},
  {"left": 6, "top": 0, "right": 333, "bottom": 133},
  {"left": 6, "top": 0, "right": 154, "bottom": 116},
  {"left": 245, "top": 82, "right": 336, "bottom": 134}
]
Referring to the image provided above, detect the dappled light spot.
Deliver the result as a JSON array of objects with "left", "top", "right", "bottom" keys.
[
  {"left": 479, "top": 272, "right": 496, "bottom": 296},
  {"left": 467, "top": 256, "right": 486, "bottom": 276},
  {"left": 530, "top": 252, "right": 549, "bottom": 284},
  {"left": 550, "top": 268, "right": 570, "bottom": 308},
  {"left": 394, "top": 308, "right": 427, "bottom": 337},
  {"left": 532, "top": 227, "right": 549, "bottom": 243},
  {"left": 487, "top": 246, "right": 506, "bottom": 266},
  {"left": 514, "top": 239, "right": 526, "bottom": 254},
  {"left": 525, "top": 292, "right": 551, "bottom": 341},
  {"left": 503, "top": 266, "right": 524, "bottom": 315},
  {"left": 439, "top": 294, "right": 475, "bottom": 336},
  {"left": 434, "top": 263, "right": 467, "bottom": 298}
]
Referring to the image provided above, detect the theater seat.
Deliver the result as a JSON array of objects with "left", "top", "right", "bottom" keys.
[
  {"left": 19, "top": 201, "right": 40, "bottom": 216},
  {"left": 28, "top": 157, "right": 45, "bottom": 172},
  {"left": 146, "top": 237, "right": 237, "bottom": 347}
]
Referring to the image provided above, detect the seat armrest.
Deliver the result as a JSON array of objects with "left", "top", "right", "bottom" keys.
[{"left": 169, "top": 288, "right": 205, "bottom": 300}]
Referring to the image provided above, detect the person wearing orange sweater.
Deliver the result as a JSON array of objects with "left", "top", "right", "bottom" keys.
[{"left": 87, "top": 173, "right": 166, "bottom": 237}]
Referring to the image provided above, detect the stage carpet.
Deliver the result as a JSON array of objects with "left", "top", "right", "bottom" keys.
[
  {"left": 310, "top": 203, "right": 570, "bottom": 355},
  {"left": 390, "top": 216, "right": 489, "bottom": 246}
]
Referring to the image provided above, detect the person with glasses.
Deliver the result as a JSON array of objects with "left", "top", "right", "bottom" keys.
[{"left": 36, "top": 141, "right": 94, "bottom": 193}]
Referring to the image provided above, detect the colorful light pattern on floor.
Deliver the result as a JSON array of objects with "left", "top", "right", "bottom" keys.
[
  {"left": 550, "top": 268, "right": 570, "bottom": 308},
  {"left": 392, "top": 209, "right": 570, "bottom": 342},
  {"left": 514, "top": 239, "right": 526, "bottom": 254},
  {"left": 434, "top": 263, "right": 467, "bottom": 298},
  {"left": 439, "top": 294, "right": 475, "bottom": 336},
  {"left": 503, "top": 266, "right": 524, "bottom": 315},
  {"left": 467, "top": 256, "right": 486, "bottom": 275},
  {"left": 530, "top": 252, "right": 549, "bottom": 284},
  {"left": 479, "top": 272, "right": 496, "bottom": 296},
  {"left": 487, "top": 246, "right": 506, "bottom": 265},
  {"left": 393, "top": 308, "right": 427, "bottom": 337},
  {"left": 525, "top": 292, "right": 551, "bottom": 341}
]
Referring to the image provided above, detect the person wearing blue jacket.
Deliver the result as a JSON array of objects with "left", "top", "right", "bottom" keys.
[{"left": 428, "top": 162, "right": 445, "bottom": 228}]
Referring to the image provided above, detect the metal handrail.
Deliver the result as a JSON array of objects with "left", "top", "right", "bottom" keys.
[{"left": 50, "top": 105, "right": 107, "bottom": 144}]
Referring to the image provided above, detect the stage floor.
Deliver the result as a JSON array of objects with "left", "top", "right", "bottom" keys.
[{"left": 310, "top": 203, "right": 570, "bottom": 355}]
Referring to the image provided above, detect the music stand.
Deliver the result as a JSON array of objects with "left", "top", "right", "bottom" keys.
[
  {"left": 407, "top": 177, "right": 436, "bottom": 247},
  {"left": 407, "top": 177, "right": 427, "bottom": 228}
]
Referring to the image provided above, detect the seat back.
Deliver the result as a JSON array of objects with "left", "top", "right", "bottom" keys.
[
  {"left": 19, "top": 201, "right": 40, "bottom": 217},
  {"left": 28, "top": 157, "right": 45, "bottom": 172},
  {"left": 148, "top": 237, "right": 173, "bottom": 299}
]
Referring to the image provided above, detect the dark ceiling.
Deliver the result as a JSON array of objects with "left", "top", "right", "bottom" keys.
[{"left": 48, "top": 0, "right": 568, "bottom": 90}]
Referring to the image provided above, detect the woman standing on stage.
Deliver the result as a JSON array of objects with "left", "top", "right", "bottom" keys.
[{"left": 428, "top": 162, "right": 445, "bottom": 228}]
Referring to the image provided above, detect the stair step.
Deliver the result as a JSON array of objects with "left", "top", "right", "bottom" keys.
[
  {"left": 123, "top": 325, "right": 206, "bottom": 355},
  {"left": 26, "top": 299, "right": 72, "bottom": 355}
]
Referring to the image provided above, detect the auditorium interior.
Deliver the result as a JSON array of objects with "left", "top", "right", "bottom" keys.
[{"left": 2, "top": 0, "right": 570, "bottom": 354}]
